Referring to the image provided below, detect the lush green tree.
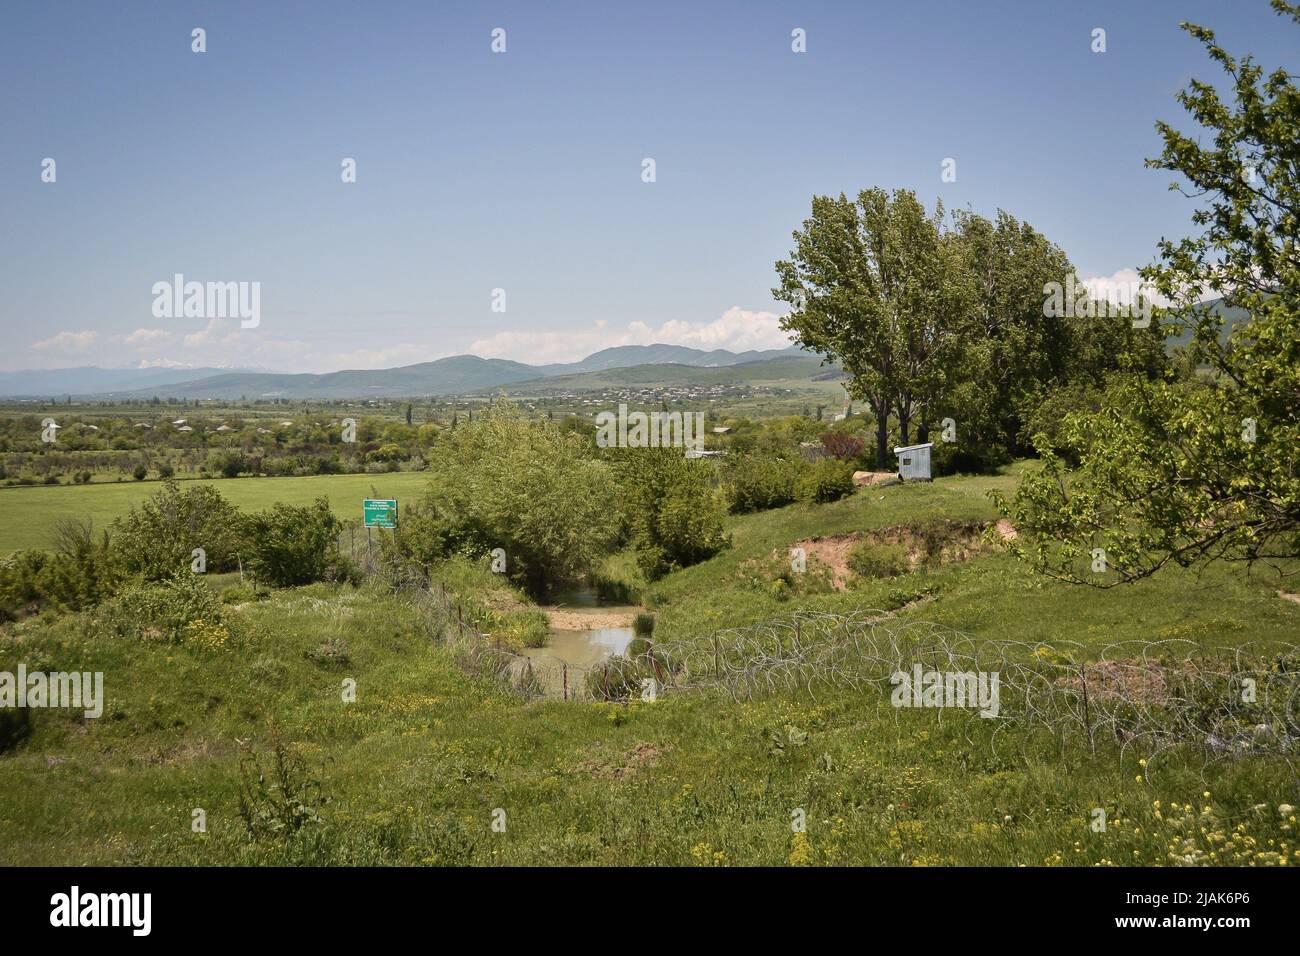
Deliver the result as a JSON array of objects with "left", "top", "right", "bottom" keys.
[
  {"left": 999, "top": 1, "right": 1300, "bottom": 584},
  {"left": 420, "top": 402, "right": 618, "bottom": 598},
  {"left": 775, "top": 189, "right": 965, "bottom": 465},
  {"left": 612, "top": 448, "right": 730, "bottom": 580}
]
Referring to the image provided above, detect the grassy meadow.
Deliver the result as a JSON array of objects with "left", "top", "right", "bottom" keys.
[
  {"left": 0, "top": 472, "right": 431, "bottom": 553},
  {"left": 2, "top": 465, "right": 1297, "bottom": 866}
]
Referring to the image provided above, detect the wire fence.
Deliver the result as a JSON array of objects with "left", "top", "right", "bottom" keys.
[{"left": 355, "top": 547, "right": 1300, "bottom": 765}]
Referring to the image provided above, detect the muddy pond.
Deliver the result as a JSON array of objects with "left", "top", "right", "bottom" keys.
[{"left": 520, "top": 586, "right": 641, "bottom": 688}]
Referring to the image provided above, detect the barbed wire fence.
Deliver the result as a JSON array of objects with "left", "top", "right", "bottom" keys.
[{"left": 352, "top": 544, "right": 1299, "bottom": 768}]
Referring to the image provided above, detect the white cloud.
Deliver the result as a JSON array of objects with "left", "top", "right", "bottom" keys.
[
  {"left": 1077, "top": 268, "right": 1171, "bottom": 308},
  {"left": 119, "top": 327, "right": 175, "bottom": 347},
  {"left": 31, "top": 330, "right": 99, "bottom": 354},
  {"left": 470, "top": 307, "right": 794, "bottom": 363}
]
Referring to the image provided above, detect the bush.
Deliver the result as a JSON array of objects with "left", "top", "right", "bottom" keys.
[
  {"left": 846, "top": 539, "right": 910, "bottom": 579},
  {"left": 497, "top": 609, "right": 549, "bottom": 648},
  {"left": 244, "top": 498, "right": 342, "bottom": 589},
  {"left": 219, "top": 582, "right": 263, "bottom": 605},
  {"left": 210, "top": 450, "right": 248, "bottom": 479},
  {"left": 615, "top": 449, "right": 730, "bottom": 580},
  {"left": 0, "top": 520, "right": 123, "bottom": 619},
  {"left": 724, "top": 454, "right": 803, "bottom": 513},
  {"left": 132, "top": 464, "right": 148, "bottom": 481},
  {"left": 97, "top": 574, "right": 226, "bottom": 643},
  {"left": 820, "top": 431, "right": 866, "bottom": 462},
  {"left": 798, "top": 460, "right": 856, "bottom": 504},
  {"left": 415, "top": 403, "right": 620, "bottom": 599},
  {"left": 112, "top": 481, "right": 245, "bottom": 580}
]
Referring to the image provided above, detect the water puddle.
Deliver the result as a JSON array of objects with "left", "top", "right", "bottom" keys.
[
  {"left": 517, "top": 584, "right": 642, "bottom": 692},
  {"left": 523, "top": 626, "right": 634, "bottom": 668}
]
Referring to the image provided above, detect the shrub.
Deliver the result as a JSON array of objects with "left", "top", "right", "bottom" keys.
[
  {"left": 0, "top": 520, "right": 123, "bottom": 619},
  {"left": 820, "top": 431, "right": 866, "bottom": 462},
  {"left": 219, "top": 582, "right": 262, "bottom": 605},
  {"left": 416, "top": 403, "right": 620, "bottom": 599},
  {"left": 132, "top": 464, "right": 148, "bottom": 481},
  {"left": 615, "top": 449, "right": 730, "bottom": 580},
  {"left": 112, "top": 481, "right": 245, "bottom": 580},
  {"left": 237, "top": 727, "right": 327, "bottom": 840},
  {"left": 243, "top": 498, "right": 341, "bottom": 588},
  {"left": 497, "top": 609, "right": 549, "bottom": 648},
  {"left": 98, "top": 574, "right": 226, "bottom": 643},
  {"left": 846, "top": 539, "right": 910, "bottom": 579},
  {"left": 798, "top": 460, "right": 856, "bottom": 504},
  {"left": 724, "top": 454, "right": 803, "bottom": 513},
  {"left": 210, "top": 450, "right": 248, "bottom": 479}
]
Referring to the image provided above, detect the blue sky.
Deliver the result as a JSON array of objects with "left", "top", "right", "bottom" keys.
[{"left": 1, "top": 0, "right": 1295, "bottom": 372}]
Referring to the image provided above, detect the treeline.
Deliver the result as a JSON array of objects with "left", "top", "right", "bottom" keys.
[
  {"left": 775, "top": 192, "right": 1167, "bottom": 468},
  {"left": 0, "top": 414, "right": 442, "bottom": 485}
]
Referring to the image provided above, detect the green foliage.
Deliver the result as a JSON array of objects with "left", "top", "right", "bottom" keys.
[
  {"left": 0, "top": 519, "right": 123, "bottom": 620},
  {"left": 244, "top": 498, "right": 343, "bottom": 588},
  {"left": 96, "top": 574, "right": 226, "bottom": 644},
  {"left": 416, "top": 403, "right": 619, "bottom": 599},
  {"left": 210, "top": 450, "right": 249, "bottom": 479},
  {"left": 304, "top": 637, "right": 350, "bottom": 667},
  {"left": 583, "top": 656, "right": 648, "bottom": 702},
  {"left": 846, "top": 539, "right": 910, "bottom": 579},
  {"left": 111, "top": 481, "right": 244, "bottom": 580},
  {"left": 724, "top": 454, "right": 803, "bottom": 513},
  {"left": 497, "top": 609, "right": 549, "bottom": 648},
  {"left": 775, "top": 190, "right": 1146, "bottom": 468},
  {"left": 237, "top": 728, "right": 328, "bottom": 841},
  {"left": 798, "top": 459, "right": 856, "bottom": 504},
  {"left": 613, "top": 449, "right": 730, "bottom": 580},
  {"left": 219, "top": 582, "right": 263, "bottom": 604}
]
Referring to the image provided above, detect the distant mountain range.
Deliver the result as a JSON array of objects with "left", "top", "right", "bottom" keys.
[
  {"left": 0, "top": 345, "right": 813, "bottom": 400},
  {"left": 0, "top": 366, "right": 242, "bottom": 397}
]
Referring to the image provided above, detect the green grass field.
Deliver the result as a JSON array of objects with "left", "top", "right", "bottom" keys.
[
  {"left": 0, "top": 472, "right": 433, "bottom": 553},
  {"left": 2, "top": 466, "right": 1297, "bottom": 865}
]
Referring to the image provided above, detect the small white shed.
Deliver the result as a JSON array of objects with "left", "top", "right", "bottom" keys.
[{"left": 893, "top": 442, "right": 933, "bottom": 481}]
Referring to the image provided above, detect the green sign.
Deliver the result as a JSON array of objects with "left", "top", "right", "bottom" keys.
[{"left": 363, "top": 499, "right": 398, "bottom": 528}]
